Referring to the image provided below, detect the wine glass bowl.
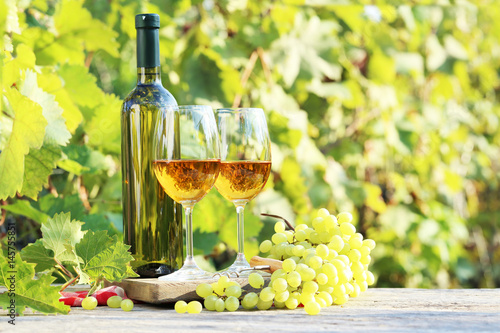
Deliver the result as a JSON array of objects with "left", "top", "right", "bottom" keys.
[
  {"left": 215, "top": 108, "right": 271, "bottom": 274},
  {"left": 154, "top": 105, "right": 220, "bottom": 281}
]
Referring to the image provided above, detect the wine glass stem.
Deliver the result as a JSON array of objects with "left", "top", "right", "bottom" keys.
[
  {"left": 183, "top": 204, "right": 195, "bottom": 260},
  {"left": 236, "top": 204, "right": 246, "bottom": 254}
]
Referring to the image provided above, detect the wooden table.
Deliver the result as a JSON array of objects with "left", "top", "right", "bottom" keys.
[{"left": 1, "top": 289, "right": 499, "bottom": 332}]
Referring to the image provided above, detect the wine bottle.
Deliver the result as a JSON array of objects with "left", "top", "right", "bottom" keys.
[{"left": 121, "top": 13, "right": 183, "bottom": 277}]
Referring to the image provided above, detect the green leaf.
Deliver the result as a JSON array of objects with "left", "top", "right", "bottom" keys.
[
  {"left": 40, "top": 212, "right": 86, "bottom": 261},
  {"left": 21, "top": 144, "right": 62, "bottom": 199},
  {"left": 83, "top": 237, "right": 135, "bottom": 282},
  {"left": 75, "top": 230, "right": 113, "bottom": 267},
  {"left": 84, "top": 93, "right": 122, "bottom": 154},
  {"left": 2, "top": 44, "right": 36, "bottom": 87},
  {"left": 54, "top": 0, "right": 119, "bottom": 57},
  {"left": 19, "top": 70, "right": 71, "bottom": 145},
  {"left": 0, "top": 253, "right": 70, "bottom": 315},
  {"left": 37, "top": 70, "right": 83, "bottom": 133},
  {"left": 20, "top": 239, "right": 56, "bottom": 272},
  {"left": 0, "top": 87, "right": 47, "bottom": 200},
  {"left": 58, "top": 64, "right": 104, "bottom": 109},
  {"left": 1, "top": 200, "right": 50, "bottom": 224}
]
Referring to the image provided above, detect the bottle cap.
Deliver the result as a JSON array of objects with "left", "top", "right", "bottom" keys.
[{"left": 135, "top": 13, "right": 160, "bottom": 29}]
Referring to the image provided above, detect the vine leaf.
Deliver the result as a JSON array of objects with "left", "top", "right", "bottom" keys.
[
  {"left": 0, "top": 253, "right": 70, "bottom": 315},
  {"left": 0, "top": 87, "right": 47, "bottom": 200}
]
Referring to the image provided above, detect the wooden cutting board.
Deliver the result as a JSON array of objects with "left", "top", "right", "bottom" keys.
[{"left": 105, "top": 277, "right": 264, "bottom": 304}]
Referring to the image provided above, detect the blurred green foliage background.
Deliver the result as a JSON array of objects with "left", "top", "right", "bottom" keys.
[{"left": 1, "top": 0, "right": 499, "bottom": 288}]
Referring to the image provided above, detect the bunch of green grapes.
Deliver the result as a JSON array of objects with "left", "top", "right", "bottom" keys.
[
  {"left": 175, "top": 208, "right": 376, "bottom": 315},
  {"left": 256, "top": 208, "right": 376, "bottom": 314}
]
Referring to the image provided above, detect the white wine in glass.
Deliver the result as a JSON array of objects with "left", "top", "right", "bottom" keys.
[
  {"left": 154, "top": 105, "right": 220, "bottom": 281},
  {"left": 215, "top": 108, "right": 271, "bottom": 275}
]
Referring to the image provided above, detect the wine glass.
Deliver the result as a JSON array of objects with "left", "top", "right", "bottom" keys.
[
  {"left": 154, "top": 105, "right": 220, "bottom": 281},
  {"left": 215, "top": 108, "right": 271, "bottom": 275}
]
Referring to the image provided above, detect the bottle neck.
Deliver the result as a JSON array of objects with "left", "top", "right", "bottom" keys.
[{"left": 137, "top": 67, "right": 161, "bottom": 85}]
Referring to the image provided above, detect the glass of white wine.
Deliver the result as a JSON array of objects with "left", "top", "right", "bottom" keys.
[
  {"left": 153, "top": 105, "right": 220, "bottom": 281},
  {"left": 215, "top": 108, "right": 272, "bottom": 275}
]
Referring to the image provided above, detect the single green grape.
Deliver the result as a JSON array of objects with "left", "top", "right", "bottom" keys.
[
  {"left": 241, "top": 292, "right": 259, "bottom": 310},
  {"left": 317, "top": 208, "right": 330, "bottom": 218},
  {"left": 292, "top": 244, "right": 305, "bottom": 256},
  {"left": 196, "top": 283, "right": 213, "bottom": 298},
  {"left": 274, "top": 221, "right": 286, "bottom": 233},
  {"left": 259, "top": 287, "right": 275, "bottom": 302},
  {"left": 303, "top": 281, "right": 319, "bottom": 294},
  {"left": 366, "top": 271, "right": 375, "bottom": 285},
  {"left": 315, "top": 244, "right": 329, "bottom": 259},
  {"left": 175, "top": 300, "right": 188, "bottom": 313},
  {"left": 286, "top": 271, "right": 302, "bottom": 288},
  {"left": 349, "top": 237, "right": 363, "bottom": 249},
  {"left": 187, "top": 301, "right": 202, "bottom": 314},
  {"left": 337, "top": 212, "right": 353, "bottom": 224},
  {"left": 308, "top": 256, "right": 323, "bottom": 269},
  {"left": 304, "top": 301, "right": 321, "bottom": 315},
  {"left": 218, "top": 275, "right": 230, "bottom": 288},
  {"left": 316, "top": 273, "right": 328, "bottom": 285},
  {"left": 282, "top": 258, "right": 297, "bottom": 272},
  {"left": 363, "top": 239, "right": 376, "bottom": 250},
  {"left": 121, "top": 299, "right": 134, "bottom": 312},
  {"left": 340, "top": 223, "right": 356, "bottom": 236},
  {"left": 215, "top": 298, "right": 225, "bottom": 312},
  {"left": 348, "top": 249, "right": 362, "bottom": 263},
  {"left": 285, "top": 296, "right": 299, "bottom": 309},
  {"left": 275, "top": 290, "right": 290, "bottom": 303},
  {"left": 359, "top": 245, "right": 371, "bottom": 258},
  {"left": 321, "top": 263, "right": 337, "bottom": 279},
  {"left": 294, "top": 230, "right": 307, "bottom": 242},
  {"left": 256, "top": 298, "right": 273, "bottom": 310},
  {"left": 272, "top": 233, "right": 288, "bottom": 244},
  {"left": 272, "top": 278, "right": 288, "bottom": 292},
  {"left": 225, "top": 285, "right": 242, "bottom": 298},
  {"left": 248, "top": 272, "right": 265, "bottom": 289},
  {"left": 204, "top": 295, "right": 218, "bottom": 311},
  {"left": 259, "top": 240, "right": 273, "bottom": 253},
  {"left": 107, "top": 295, "right": 122, "bottom": 308},
  {"left": 82, "top": 296, "right": 97, "bottom": 310},
  {"left": 225, "top": 296, "right": 240, "bottom": 312},
  {"left": 328, "top": 235, "right": 344, "bottom": 253}
]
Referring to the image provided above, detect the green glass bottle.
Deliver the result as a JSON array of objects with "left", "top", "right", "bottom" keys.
[{"left": 121, "top": 13, "right": 183, "bottom": 277}]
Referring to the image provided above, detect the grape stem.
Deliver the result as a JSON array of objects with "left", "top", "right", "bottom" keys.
[
  {"left": 261, "top": 213, "right": 295, "bottom": 231},
  {"left": 59, "top": 275, "right": 79, "bottom": 293}
]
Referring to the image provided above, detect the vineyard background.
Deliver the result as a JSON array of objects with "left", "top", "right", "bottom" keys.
[{"left": 1, "top": 0, "right": 499, "bottom": 288}]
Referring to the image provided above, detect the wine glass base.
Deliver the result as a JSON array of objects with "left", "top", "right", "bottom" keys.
[
  {"left": 220, "top": 253, "right": 254, "bottom": 277},
  {"left": 158, "top": 259, "right": 212, "bottom": 282}
]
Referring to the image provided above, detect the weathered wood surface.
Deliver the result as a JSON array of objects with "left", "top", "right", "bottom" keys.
[{"left": 1, "top": 289, "right": 499, "bottom": 332}]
